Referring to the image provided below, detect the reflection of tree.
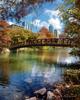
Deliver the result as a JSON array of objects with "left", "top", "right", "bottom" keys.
[
  {"left": 0, "top": 55, "right": 10, "bottom": 86},
  {"left": 35, "top": 48, "right": 66, "bottom": 64},
  {"left": 8, "top": 52, "right": 33, "bottom": 74}
]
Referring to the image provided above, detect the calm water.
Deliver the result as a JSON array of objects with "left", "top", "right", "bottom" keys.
[{"left": 0, "top": 47, "right": 79, "bottom": 100}]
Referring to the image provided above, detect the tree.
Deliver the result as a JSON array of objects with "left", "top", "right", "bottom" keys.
[
  {"left": 59, "top": 0, "right": 80, "bottom": 47},
  {"left": 0, "top": 0, "right": 54, "bottom": 21},
  {"left": 0, "top": 21, "right": 11, "bottom": 49},
  {"left": 6, "top": 25, "right": 37, "bottom": 44}
]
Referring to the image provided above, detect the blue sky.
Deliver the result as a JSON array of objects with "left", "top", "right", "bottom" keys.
[{"left": 8, "top": 0, "right": 64, "bottom": 34}]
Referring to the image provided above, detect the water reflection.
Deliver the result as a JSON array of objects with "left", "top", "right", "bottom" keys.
[
  {"left": 0, "top": 55, "right": 10, "bottom": 86},
  {"left": 0, "top": 47, "right": 79, "bottom": 85},
  {"left": 0, "top": 47, "right": 79, "bottom": 99}
]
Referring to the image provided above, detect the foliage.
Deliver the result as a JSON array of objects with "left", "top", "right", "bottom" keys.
[
  {"left": 7, "top": 25, "right": 37, "bottom": 44},
  {"left": 59, "top": 0, "right": 80, "bottom": 48},
  {"left": 65, "top": 23, "right": 80, "bottom": 36},
  {"left": 0, "top": 0, "right": 54, "bottom": 20},
  {"left": 0, "top": 21, "right": 11, "bottom": 48},
  {"left": 0, "top": 20, "right": 38, "bottom": 49},
  {"left": 0, "top": 21, "right": 54, "bottom": 50},
  {"left": 0, "top": 20, "right": 9, "bottom": 28},
  {"left": 64, "top": 69, "right": 80, "bottom": 84},
  {"left": 63, "top": 85, "right": 80, "bottom": 97},
  {"left": 70, "top": 48, "right": 80, "bottom": 56}
]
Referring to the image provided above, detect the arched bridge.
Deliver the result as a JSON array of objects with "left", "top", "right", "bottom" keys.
[{"left": 9, "top": 38, "right": 76, "bottom": 50}]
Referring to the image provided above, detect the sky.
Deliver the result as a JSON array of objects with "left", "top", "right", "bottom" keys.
[{"left": 8, "top": 0, "right": 64, "bottom": 34}]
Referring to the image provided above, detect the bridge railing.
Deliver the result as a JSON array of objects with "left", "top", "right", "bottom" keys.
[
  {"left": 26, "top": 38, "right": 59, "bottom": 45},
  {"left": 10, "top": 38, "right": 77, "bottom": 49}
]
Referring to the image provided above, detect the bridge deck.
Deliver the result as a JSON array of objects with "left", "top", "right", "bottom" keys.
[{"left": 9, "top": 38, "right": 76, "bottom": 50}]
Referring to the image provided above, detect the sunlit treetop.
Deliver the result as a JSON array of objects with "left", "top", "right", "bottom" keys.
[{"left": 0, "top": 0, "right": 54, "bottom": 20}]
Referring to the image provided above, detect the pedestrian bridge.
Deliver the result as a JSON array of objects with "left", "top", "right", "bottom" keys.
[{"left": 9, "top": 38, "right": 76, "bottom": 50}]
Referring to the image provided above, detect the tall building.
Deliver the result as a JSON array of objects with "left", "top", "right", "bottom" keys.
[
  {"left": 54, "top": 29, "right": 57, "bottom": 37},
  {"left": 49, "top": 24, "right": 53, "bottom": 33}
]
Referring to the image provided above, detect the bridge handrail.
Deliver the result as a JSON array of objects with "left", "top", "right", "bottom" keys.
[{"left": 10, "top": 37, "right": 76, "bottom": 49}]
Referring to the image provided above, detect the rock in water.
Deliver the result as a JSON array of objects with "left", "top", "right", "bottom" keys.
[
  {"left": 47, "top": 91, "right": 56, "bottom": 100},
  {"left": 53, "top": 89, "right": 62, "bottom": 100},
  {"left": 34, "top": 88, "right": 47, "bottom": 95},
  {"left": 53, "top": 89, "right": 62, "bottom": 96},
  {"left": 24, "top": 78, "right": 32, "bottom": 84},
  {"left": 1, "top": 48, "right": 10, "bottom": 54},
  {"left": 25, "top": 96, "right": 29, "bottom": 99},
  {"left": 25, "top": 97, "right": 37, "bottom": 100}
]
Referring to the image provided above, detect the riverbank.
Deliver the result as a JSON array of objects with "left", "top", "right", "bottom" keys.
[
  {"left": 24, "top": 82, "right": 80, "bottom": 100},
  {"left": 24, "top": 69, "right": 80, "bottom": 100}
]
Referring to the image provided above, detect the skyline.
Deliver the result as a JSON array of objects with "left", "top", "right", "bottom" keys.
[{"left": 8, "top": 0, "right": 64, "bottom": 34}]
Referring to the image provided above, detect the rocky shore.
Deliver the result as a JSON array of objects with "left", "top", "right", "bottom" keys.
[
  {"left": 24, "top": 69, "right": 80, "bottom": 100},
  {"left": 24, "top": 82, "right": 80, "bottom": 100}
]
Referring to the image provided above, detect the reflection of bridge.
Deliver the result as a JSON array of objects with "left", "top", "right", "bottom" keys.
[{"left": 10, "top": 38, "right": 76, "bottom": 50}]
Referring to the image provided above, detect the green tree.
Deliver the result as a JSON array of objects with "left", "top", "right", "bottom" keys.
[{"left": 7, "top": 25, "right": 38, "bottom": 44}]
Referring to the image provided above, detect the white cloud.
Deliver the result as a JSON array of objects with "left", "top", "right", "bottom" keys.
[
  {"left": 45, "top": 9, "right": 62, "bottom": 34},
  {"left": 32, "top": 17, "right": 62, "bottom": 30},
  {"left": 8, "top": 21, "right": 14, "bottom": 25},
  {"left": 32, "top": 19, "right": 49, "bottom": 28},
  {"left": 32, "top": 19, "right": 41, "bottom": 27},
  {"left": 48, "top": 18, "right": 62, "bottom": 29},
  {"left": 32, "top": 17, "right": 62, "bottom": 34},
  {"left": 31, "top": 8, "right": 62, "bottom": 34},
  {"left": 45, "top": 9, "right": 63, "bottom": 34},
  {"left": 40, "top": 21, "right": 49, "bottom": 28},
  {"left": 45, "top": 9, "right": 60, "bottom": 18}
]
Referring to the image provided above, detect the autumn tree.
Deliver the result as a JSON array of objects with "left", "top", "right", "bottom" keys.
[
  {"left": 0, "top": 20, "right": 11, "bottom": 50},
  {"left": 59, "top": 0, "right": 80, "bottom": 47}
]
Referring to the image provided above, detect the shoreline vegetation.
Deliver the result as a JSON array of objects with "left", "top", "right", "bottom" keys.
[
  {"left": 24, "top": 84, "right": 80, "bottom": 100},
  {"left": 24, "top": 69, "right": 80, "bottom": 100}
]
